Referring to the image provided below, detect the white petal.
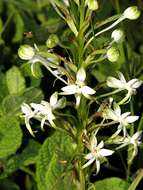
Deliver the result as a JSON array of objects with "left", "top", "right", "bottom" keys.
[
  {"left": 82, "top": 158, "right": 95, "bottom": 169},
  {"left": 113, "top": 103, "right": 121, "bottom": 116},
  {"left": 132, "top": 131, "right": 142, "bottom": 141},
  {"left": 85, "top": 153, "right": 94, "bottom": 160},
  {"left": 132, "top": 81, "right": 142, "bottom": 89},
  {"left": 121, "top": 112, "right": 131, "bottom": 119},
  {"left": 50, "top": 92, "right": 58, "bottom": 107},
  {"left": 90, "top": 136, "right": 97, "bottom": 150},
  {"left": 118, "top": 72, "right": 126, "bottom": 83},
  {"left": 61, "top": 85, "right": 77, "bottom": 94},
  {"left": 98, "top": 141, "right": 104, "bottom": 149},
  {"left": 107, "top": 77, "right": 125, "bottom": 89},
  {"left": 21, "top": 103, "right": 32, "bottom": 116},
  {"left": 99, "top": 149, "right": 114, "bottom": 156},
  {"left": 132, "top": 80, "right": 142, "bottom": 88},
  {"left": 105, "top": 109, "right": 118, "bottom": 121},
  {"left": 25, "top": 118, "right": 34, "bottom": 136},
  {"left": 75, "top": 94, "right": 81, "bottom": 107},
  {"left": 95, "top": 159, "right": 100, "bottom": 174},
  {"left": 76, "top": 68, "right": 86, "bottom": 82},
  {"left": 81, "top": 86, "right": 96, "bottom": 95},
  {"left": 41, "top": 117, "right": 46, "bottom": 130},
  {"left": 127, "top": 79, "right": 141, "bottom": 88},
  {"left": 125, "top": 116, "right": 139, "bottom": 123},
  {"left": 31, "top": 103, "right": 45, "bottom": 112}
]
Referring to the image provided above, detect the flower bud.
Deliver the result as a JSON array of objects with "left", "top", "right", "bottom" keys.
[
  {"left": 107, "top": 47, "right": 119, "bottom": 62},
  {"left": 18, "top": 45, "right": 35, "bottom": 60},
  {"left": 111, "top": 29, "right": 124, "bottom": 43},
  {"left": 63, "top": 0, "right": 70, "bottom": 7},
  {"left": 123, "top": 6, "right": 141, "bottom": 20},
  {"left": 50, "top": 92, "right": 58, "bottom": 107},
  {"left": 85, "top": 0, "right": 98, "bottom": 11},
  {"left": 46, "top": 34, "right": 59, "bottom": 48},
  {"left": 76, "top": 67, "right": 86, "bottom": 82}
]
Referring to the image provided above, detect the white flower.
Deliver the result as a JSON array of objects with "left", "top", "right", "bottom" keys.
[
  {"left": 82, "top": 135, "right": 114, "bottom": 174},
  {"left": 61, "top": 68, "right": 96, "bottom": 107},
  {"left": 21, "top": 93, "right": 66, "bottom": 134},
  {"left": 103, "top": 103, "right": 139, "bottom": 137},
  {"left": 116, "top": 131, "right": 142, "bottom": 161},
  {"left": 107, "top": 72, "right": 142, "bottom": 104},
  {"left": 31, "top": 100, "right": 56, "bottom": 129},
  {"left": 21, "top": 103, "right": 35, "bottom": 136},
  {"left": 116, "top": 131, "right": 142, "bottom": 157}
]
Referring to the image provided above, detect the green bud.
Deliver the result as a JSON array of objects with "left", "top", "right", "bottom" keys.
[
  {"left": 46, "top": 34, "right": 59, "bottom": 48},
  {"left": 111, "top": 29, "right": 124, "bottom": 43},
  {"left": 107, "top": 47, "right": 120, "bottom": 62},
  {"left": 85, "top": 0, "right": 98, "bottom": 11},
  {"left": 18, "top": 45, "right": 35, "bottom": 60},
  {"left": 123, "top": 6, "right": 141, "bottom": 20}
]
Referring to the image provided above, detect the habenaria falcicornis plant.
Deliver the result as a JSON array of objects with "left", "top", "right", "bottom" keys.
[{"left": 18, "top": 1, "right": 142, "bottom": 189}]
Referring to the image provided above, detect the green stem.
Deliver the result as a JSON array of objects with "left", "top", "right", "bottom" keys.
[
  {"left": 95, "top": 89, "right": 122, "bottom": 100},
  {"left": 35, "top": 55, "right": 68, "bottom": 84},
  {"left": 128, "top": 169, "right": 143, "bottom": 190},
  {"left": 84, "top": 15, "right": 124, "bottom": 51},
  {"left": 137, "top": 113, "right": 143, "bottom": 131},
  {"left": 20, "top": 167, "right": 36, "bottom": 180}
]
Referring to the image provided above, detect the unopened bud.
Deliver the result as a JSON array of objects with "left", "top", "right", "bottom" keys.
[
  {"left": 85, "top": 0, "right": 98, "bottom": 11},
  {"left": 123, "top": 6, "right": 141, "bottom": 20},
  {"left": 107, "top": 47, "right": 120, "bottom": 62},
  {"left": 46, "top": 34, "right": 59, "bottom": 48},
  {"left": 18, "top": 45, "right": 35, "bottom": 60},
  {"left": 76, "top": 67, "right": 86, "bottom": 82},
  {"left": 111, "top": 29, "right": 124, "bottom": 43}
]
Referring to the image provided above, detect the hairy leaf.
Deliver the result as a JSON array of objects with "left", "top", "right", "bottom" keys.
[
  {"left": 94, "top": 177, "right": 129, "bottom": 190},
  {"left": 2, "top": 88, "right": 43, "bottom": 116},
  {"left": 6, "top": 66, "right": 26, "bottom": 95},
  {"left": 36, "top": 131, "right": 76, "bottom": 190},
  {"left": 0, "top": 116, "right": 22, "bottom": 159},
  {"left": 0, "top": 139, "right": 41, "bottom": 178}
]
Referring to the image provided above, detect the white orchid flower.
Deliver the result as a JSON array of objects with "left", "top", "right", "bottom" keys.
[
  {"left": 21, "top": 92, "right": 66, "bottom": 134},
  {"left": 103, "top": 103, "right": 139, "bottom": 137},
  {"left": 116, "top": 131, "right": 142, "bottom": 157},
  {"left": 30, "top": 100, "right": 56, "bottom": 130},
  {"left": 82, "top": 135, "right": 114, "bottom": 174},
  {"left": 61, "top": 68, "right": 96, "bottom": 107},
  {"left": 107, "top": 72, "right": 142, "bottom": 104},
  {"left": 21, "top": 103, "right": 35, "bottom": 136}
]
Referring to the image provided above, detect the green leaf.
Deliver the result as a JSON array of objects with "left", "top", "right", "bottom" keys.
[
  {"left": 12, "top": 12, "right": 24, "bottom": 42},
  {"left": 23, "top": 87, "right": 44, "bottom": 103},
  {"left": 6, "top": 66, "right": 26, "bottom": 95},
  {"left": 94, "top": 177, "right": 129, "bottom": 190},
  {"left": 36, "top": 131, "right": 76, "bottom": 190},
  {"left": 0, "top": 116, "right": 22, "bottom": 159},
  {"left": 0, "top": 140, "right": 41, "bottom": 178},
  {"left": 2, "top": 88, "right": 43, "bottom": 116},
  {"left": 0, "top": 73, "right": 9, "bottom": 103},
  {"left": 2, "top": 95, "right": 23, "bottom": 116}
]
